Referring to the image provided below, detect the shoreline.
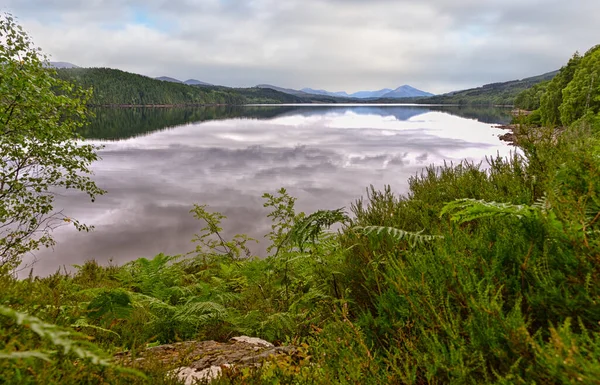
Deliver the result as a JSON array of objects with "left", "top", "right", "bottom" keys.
[{"left": 90, "top": 102, "right": 516, "bottom": 108}]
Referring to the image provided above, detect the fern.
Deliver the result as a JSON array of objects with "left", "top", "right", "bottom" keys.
[
  {"left": 0, "top": 305, "right": 110, "bottom": 365},
  {"left": 440, "top": 198, "right": 539, "bottom": 223},
  {"left": 87, "top": 289, "right": 133, "bottom": 324},
  {"left": 0, "top": 351, "right": 51, "bottom": 361},
  {"left": 287, "top": 208, "right": 348, "bottom": 252},
  {"left": 355, "top": 226, "right": 442, "bottom": 247},
  {"left": 71, "top": 318, "right": 121, "bottom": 338},
  {"left": 174, "top": 299, "right": 228, "bottom": 324}
]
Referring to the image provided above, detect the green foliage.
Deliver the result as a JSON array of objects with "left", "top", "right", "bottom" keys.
[
  {"left": 263, "top": 188, "right": 303, "bottom": 255},
  {"left": 514, "top": 80, "right": 550, "bottom": 110},
  {"left": 539, "top": 52, "right": 583, "bottom": 126},
  {"left": 191, "top": 205, "right": 257, "bottom": 261},
  {"left": 55, "top": 68, "right": 343, "bottom": 107},
  {"left": 287, "top": 208, "right": 348, "bottom": 252},
  {"left": 440, "top": 198, "right": 540, "bottom": 222},
  {"left": 87, "top": 289, "right": 133, "bottom": 327},
  {"left": 0, "top": 14, "right": 104, "bottom": 271},
  {"left": 56, "top": 68, "right": 247, "bottom": 106},
  {"left": 559, "top": 45, "right": 600, "bottom": 126},
  {"left": 355, "top": 225, "right": 441, "bottom": 247},
  {"left": 0, "top": 305, "right": 111, "bottom": 365}
]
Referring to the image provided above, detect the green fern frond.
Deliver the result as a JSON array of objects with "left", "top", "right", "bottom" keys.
[
  {"left": 440, "top": 198, "right": 538, "bottom": 223},
  {"left": 0, "top": 305, "right": 110, "bottom": 365},
  {"left": 355, "top": 226, "right": 442, "bottom": 248},
  {"left": 173, "top": 299, "right": 228, "bottom": 326},
  {"left": 71, "top": 318, "right": 121, "bottom": 338},
  {"left": 130, "top": 293, "right": 176, "bottom": 314},
  {"left": 87, "top": 289, "right": 133, "bottom": 323},
  {"left": 0, "top": 351, "right": 51, "bottom": 361},
  {"left": 287, "top": 208, "right": 348, "bottom": 251}
]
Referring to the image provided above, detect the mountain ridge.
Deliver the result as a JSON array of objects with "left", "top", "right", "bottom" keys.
[
  {"left": 184, "top": 79, "right": 212, "bottom": 86},
  {"left": 155, "top": 76, "right": 183, "bottom": 83},
  {"left": 47, "top": 61, "right": 80, "bottom": 69},
  {"left": 262, "top": 84, "right": 434, "bottom": 99}
]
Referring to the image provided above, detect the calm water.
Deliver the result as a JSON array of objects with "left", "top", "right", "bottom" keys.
[{"left": 26, "top": 105, "right": 514, "bottom": 275}]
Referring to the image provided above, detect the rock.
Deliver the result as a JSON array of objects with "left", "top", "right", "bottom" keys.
[
  {"left": 230, "top": 336, "right": 274, "bottom": 348},
  {"left": 115, "top": 336, "right": 296, "bottom": 383},
  {"left": 171, "top": 365, "right": 228, "bottom": 384}
]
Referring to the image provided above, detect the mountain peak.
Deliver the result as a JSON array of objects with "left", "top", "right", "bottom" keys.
[
  {"left": 382, "top": 85, "right": 434, "bottom": 98},
  {"left": 47, "top": 61, "right": 79, "bottom": 69},
  {"left": 184, "top": 79, "right": 212, "bottom": 86}
]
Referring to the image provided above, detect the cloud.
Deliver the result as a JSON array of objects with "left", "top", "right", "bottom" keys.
[{"left": 4, "top": 0, "right": 598, "bottom": 93}]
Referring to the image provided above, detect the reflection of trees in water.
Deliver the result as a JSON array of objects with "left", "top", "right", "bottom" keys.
[
  {"left": 81, "top": 105, "right": 512, "bottom": 141},
  {"left": 431, "top": 106, "right": 512, "bottom": 125},
  {"left": 80, "top": 106, "right": 298, "bottom": 140}
]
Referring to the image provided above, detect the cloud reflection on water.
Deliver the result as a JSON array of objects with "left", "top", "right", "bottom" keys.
[{"left": 26, "top": 107, "right": 514, "bottom": 276}]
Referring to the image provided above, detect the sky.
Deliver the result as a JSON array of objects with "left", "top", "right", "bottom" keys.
[{"left": 3, "top": 0, "right": 600, "bottom": 94}]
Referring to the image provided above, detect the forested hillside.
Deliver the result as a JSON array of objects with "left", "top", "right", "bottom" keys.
[
  {"left": 420, "top": 70, "right": 558, "bottom": 105},
  {"left": 56, "top": 67, "right": 557, "bottom": 107},
  {"left": 515, "top": 45, "right": 600, "bottom": 126},
  {"left": 55, "top": 68, "right": 309, "bottom": 105}
]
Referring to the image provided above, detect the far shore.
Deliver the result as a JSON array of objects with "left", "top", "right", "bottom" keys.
[{"left": 91, "top": 102, "right": 516, "bottom": 108}]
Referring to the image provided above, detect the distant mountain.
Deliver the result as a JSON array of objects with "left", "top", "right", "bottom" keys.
[
  {"left": 184, "top": 79, "right": 212, "bottom": 86},
  {"left": 381, "top": 85, "right": 434, "bottom": 98},
  {"left": 155, "top": 76, "right": 182, "bottom": 83},
  {"left": 48, "top": 61, "right": 79, "bottom": 69},
  {"left": 350, "top": 89, "right": 393, "bottom": 98},
  {"left": 299, "top": 85, "right": 433, "bottom": 99},
  {"left": 301, "top": 88, "right": 350, "bottom": 98}
]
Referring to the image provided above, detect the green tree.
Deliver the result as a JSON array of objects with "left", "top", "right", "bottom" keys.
[
  {"left": 559, "top": 45, "right": 600, "bottom": 125},
  {"left": 0, "top": 14, "right": 104, "bottom": 271},
  {"left": 539, "top": 52, "right": 582, "bottom": 126}
]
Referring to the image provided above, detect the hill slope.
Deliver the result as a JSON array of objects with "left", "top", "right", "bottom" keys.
[
  {"left": 420, "top": 71, "right": 559, "bottom": 105},
  {"left": 56, "top": 68, "right": 306, "bottom": 105},
  {"left": 155, "top": 76, "right": 182, "bottom": 83},
  {"left": 184, "top": 79, "right": 212, "bottom": 86}
]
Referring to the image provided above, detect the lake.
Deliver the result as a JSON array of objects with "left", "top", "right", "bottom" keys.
[{"left": 25, "top": 105, "right": 515, "bottom": 275}]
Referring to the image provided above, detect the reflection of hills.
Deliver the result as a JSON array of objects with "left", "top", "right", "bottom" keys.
[
  {"left": 81, "top": 106, "right": 297, "bottom": 140},
  {"left": 432, "top": 106, "right": 513, "bottom": 125},
  {"left": 81, "top": 105, "right": 512, "bottom": 140}
]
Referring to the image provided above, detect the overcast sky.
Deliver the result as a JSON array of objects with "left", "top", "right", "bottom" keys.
[{"left": 4, "top": 0, "right": 600, "bottom": 93}]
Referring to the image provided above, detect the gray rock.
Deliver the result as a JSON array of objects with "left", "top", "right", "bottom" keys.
[
  {"left": 230, "top": 336, "right": 274, "bottom": 348},
  {"left": 115, "top": 336, "right": 297, "bottom": 383},
  {"left": 171, "top": 365, "right": 228, "bottom": 384}
]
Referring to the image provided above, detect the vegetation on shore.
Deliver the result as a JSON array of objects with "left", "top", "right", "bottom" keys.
[
  {"left": 514, "top": 46, "right": 599, "bottom": 128},
  {"left": 2, "top": 15, "right": 600, "bottom": 384}
]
